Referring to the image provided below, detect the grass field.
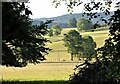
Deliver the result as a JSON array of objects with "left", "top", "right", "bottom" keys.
[
  {"left": 1, "top": 63, "right": 79, "bottom": 81},
  {"left": 45, "top": 28, "right": 109, "bottom": 62},
  {"left": 1, "top": 28, "right": 109, "bottom": 82}
]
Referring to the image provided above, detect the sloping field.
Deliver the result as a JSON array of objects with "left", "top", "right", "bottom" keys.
[
  {"left": 1, "top": 28, "right": 109, "bottom": 81},
  {"left": 45, "top": 28, "right": 109, "bottom": 62}
]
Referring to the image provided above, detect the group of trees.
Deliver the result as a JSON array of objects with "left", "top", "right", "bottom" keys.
[
  {"left": 48, "top": 17, "right": 93, "bottom": 37},
  {"left": 2, "top": 0, "right": 120, "bottom": 83},
  {"left": 77, "top": 18, "right": 93, "bottom": 31},
  {"left": 2, "top": 2, "right": 95, "bottom": 66},
  {"left": 68, "top": 18, "right": 93, "bottom": 31},
  {"left": 48, "top": 24, "right": 62, "bottom": 36},
  {"left": 63, "top": 30, "right": 96, "bottom": 61}
]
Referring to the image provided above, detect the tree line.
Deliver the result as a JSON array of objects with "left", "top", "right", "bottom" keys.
[{"left": 48, "top": 18, "right": 94, "bottom": 37}]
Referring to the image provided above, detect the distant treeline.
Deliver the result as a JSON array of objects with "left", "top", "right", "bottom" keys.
[{"left": 32, "top": 12, "right": 113, "bottom": 28}]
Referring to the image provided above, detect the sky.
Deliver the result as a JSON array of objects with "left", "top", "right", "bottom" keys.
[
  {"left": 27, "top": 0, "right": 118, "bottom": 19},
  {"left": 26, "top": 0, "right": 84, "bottom": 19}
]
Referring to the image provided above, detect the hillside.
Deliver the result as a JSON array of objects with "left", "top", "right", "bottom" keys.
[
  {"left": 32, "top": 12, "right": 113, "bottom": 27},
  {"left": 44, "top": 28, "right": 109, "bottom": 62}
]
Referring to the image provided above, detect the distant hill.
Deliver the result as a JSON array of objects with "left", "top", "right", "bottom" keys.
[{"left": 32, "top": 12, "right": 113, "bottom": 28}]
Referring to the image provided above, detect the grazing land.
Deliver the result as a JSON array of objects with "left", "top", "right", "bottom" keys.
[
  {"left": 1, "top": 28, "right": 109, "bottom": 82},
  {"left": 1, "top": 63, "right": 79, "bottom": 81},
  {"left": 45, "top": 28, "right": 109, "bottom": 62}
]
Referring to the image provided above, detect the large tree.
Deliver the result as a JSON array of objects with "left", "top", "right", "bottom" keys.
[
  {"left": 77, "top": 18, "right": 93, "bottom": 31},
  {"left": 63, "top": 30, "right": 96, "bottom": 61},
  {"left": 63, "top": 30, "right": 83, "bottom": 61},
  {"left": 81, "top": 36, "right": 96, "bottom": 60},
  {"left": 2, "top": 2, "right": 51, "bottom": 67},
  {"left": 51, "top": 24, "right": 62, "bottom": 36}
]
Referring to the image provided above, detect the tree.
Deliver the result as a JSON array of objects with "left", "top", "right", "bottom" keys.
[
  {"left": 63, "top": 30, "right": 96, "bottom": 61},
  {"left": 77, "top": 18, "right": 93, "bottom": 31},
  {"left": 81, "top": 36, "right": 96, "bottom": 60},
  {"left": 68, "top": 18, "right": 77, "bottom": 28},
  {"left": 48, "top": 29, "right": 53, "bottom": 37},
  {"left": 51, "top": 24, "right": 62, "bottom": 36},
  {"left": 2, "top": 2, "right": 51, "bottom": 67},
  {"left": 63, "top": 30, "right": 83, "bottom": 61},
  {"left": 97, "top": 9, "right": 120, "bottom": 79},
  {"left": 53, "top": 0, "right": 120, "bottom": 83}
]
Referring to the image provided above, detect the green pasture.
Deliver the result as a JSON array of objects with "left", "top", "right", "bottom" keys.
[
  {"left": 45, "top": 28, "right": 109, "bottom": 62},
  {"left": 1, "top": 28, "right": 109, "bottom": 82}
]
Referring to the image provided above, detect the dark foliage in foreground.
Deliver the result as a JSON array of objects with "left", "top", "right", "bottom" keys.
[
  {"left": 2, "top": 2, "right": 51, "bottom": 67},
  {"left": 69, "top": 61, "right": 120, "bottom": 84},
  {"left": 53, "top": 1, "right": 120, "bottom": 83},
  {"left": 70, "top": 3, "right": 120, "bottom": 84}
]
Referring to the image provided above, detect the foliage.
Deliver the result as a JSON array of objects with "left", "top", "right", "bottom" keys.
[
  {"left": 68, "top": 18, "right": 77, "bottom": 28},
  {"left": 63, "top": 30, "right": 82, "bottom": 61},
  {"left": 97, "top": 9, "right": 120, "bottom": 79},
  {"left": 53, "top": 0, "right": 120, "bottom": 83},
  {"left": 2, "top": 2, "right": 51, "bottom": 67},
  {"left": 81, "top": 1, "right": 120, "bottom": 79},
  {"left": 81, "top": 36, "right": 96, "bottom": 60},
  {"left": 77, "top": 18, "right": 93, "bottom": 31},
  {"left": 69, "top": 60, "right": 119, "bottom": 84},
  {"left": 51, "top": 24, "right": 62, "bottom": 36},
  {"left": 48, "top": 29, "right": 53, "bottom": 37},
  {"left": 63, "top": 30, "right": 96, "bottom": 61}
]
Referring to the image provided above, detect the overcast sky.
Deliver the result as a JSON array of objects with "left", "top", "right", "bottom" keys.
[
  {"left": 27, "top": 0, "right": 85, "bottom": 19},
  {"left": 27, "top": 0, "right": 117, "bottom": 19}
]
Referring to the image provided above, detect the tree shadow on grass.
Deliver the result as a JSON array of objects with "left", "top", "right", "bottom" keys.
[{"left": 2, "top": 80, "right": 70, "bottom": 84}]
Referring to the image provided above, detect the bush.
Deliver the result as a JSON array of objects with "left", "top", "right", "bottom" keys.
[{"left": 69, "top": 60, "right": 120, "bottom": 84}]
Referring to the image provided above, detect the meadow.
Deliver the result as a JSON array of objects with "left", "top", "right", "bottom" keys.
[
  {"left": 45, "top": 28, "right": 109, "bottom": 62},
  {"left": 1, "top": 28, "right": 109, "bottom": 83}
]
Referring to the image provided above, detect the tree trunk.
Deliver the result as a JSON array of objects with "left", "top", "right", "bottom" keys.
[
  {"left": 71, "top": 53, "right": 73, "bottom": 61},
  {"left": 78, "top": 54, "right": 80, "bottom": 61}
]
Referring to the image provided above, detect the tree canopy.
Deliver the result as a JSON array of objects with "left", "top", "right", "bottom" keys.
[
  {"left": 2, "top": 2, "right": 51, "bottom": 67},
  {"left": 51, "top": 24, "right": 62, "bottom": 36},
  {"left": 63, "top": 30, "right": 82, "bottom": 61},
  {"left": 63, "top": 30, "right": 96, "bottom": 61},
  {"left": 48, "top": 28, "right": 53, "bottom": 37},
  {"left": 77, "top": 18, "right": 93, "bottom": 31},
  {"left": 81, "top": 36, "right": 96, "bottom": 60}
]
